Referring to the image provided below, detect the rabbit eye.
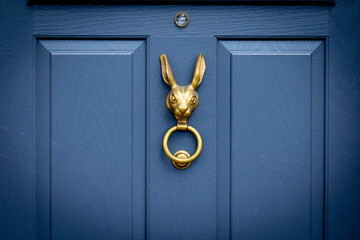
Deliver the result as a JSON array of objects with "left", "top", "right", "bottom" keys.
[
  {"left": 170, "top": 94, "right": 177, "bottom": 103},
  {"left": 190, "top": 96, "right": 197, "bottom": 104}
]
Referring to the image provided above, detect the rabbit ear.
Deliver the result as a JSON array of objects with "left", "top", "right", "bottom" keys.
[
  {"left": 160, "top": 54, "right": 177, "bottom": 88},
  {"left": 191, "top": 53, "right": 206, "bottom": 89}
]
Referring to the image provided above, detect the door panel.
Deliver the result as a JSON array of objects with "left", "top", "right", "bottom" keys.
[
  {"left": 36, "top": 40, "right": 146, "bottom": 240},
  {"left": 217, "top": 40, "right": 324, "bottom": 239}
]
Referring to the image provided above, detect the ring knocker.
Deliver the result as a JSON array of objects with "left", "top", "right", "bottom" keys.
[
  {"left": 160, "top": 53, "right": 206, "bottom": 169},
  {"left": 163, "top": 125, "right": 202, "bottom": 169}
]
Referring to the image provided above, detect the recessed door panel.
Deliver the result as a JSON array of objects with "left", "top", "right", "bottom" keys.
[
  {"left": 217, "top": 40, "right": 324, "bottom": 240},
  {"left": 36, "top": 40, "right": 146, "bottom": 240}
]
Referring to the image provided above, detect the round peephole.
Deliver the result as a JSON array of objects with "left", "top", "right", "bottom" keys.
[{"left": 174, "top": 12, "right": 189, "bottom": 28}]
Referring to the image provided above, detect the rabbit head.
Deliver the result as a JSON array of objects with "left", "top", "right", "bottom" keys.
[{"left": 160, "top": 53, "right": 206, "bottom": 123}]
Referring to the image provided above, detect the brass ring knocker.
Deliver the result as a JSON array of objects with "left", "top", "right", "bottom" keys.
[
  {"left": 163, "top": 125, "right": 202, "bottom": 169},
  {"left": 160, "top": 53, "right": 206, "bottom": 169}
]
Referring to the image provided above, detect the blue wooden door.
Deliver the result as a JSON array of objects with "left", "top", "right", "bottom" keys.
[{"left": 2, "top": 1, "right": 360, "bottom": 240}]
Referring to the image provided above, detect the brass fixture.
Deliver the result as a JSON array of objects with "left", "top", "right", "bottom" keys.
[{"left": 160, "top": 53, "right": 205, "bottom": 169}]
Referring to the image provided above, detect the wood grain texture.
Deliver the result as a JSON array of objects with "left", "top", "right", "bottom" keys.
[
  {"left": 0, "top": 1, "right": 34, "bottom": 240},
  {"left": 328, "top": 1, "right": 360, "bottom": 239},
  {"left": 218, "top": 40, "right": 325, "bottom": 239},
  {"left": 36, "top": 39, "right": 146, "bottom": 240},
  {"left": 2, "top": 2, "right": 360, "bottom": 239},
  {"left": 33, "top": 5, "right": 329, "bottom": 37},
  {"left": 28, "top": 0, "right": 335, "bottom": 5}
]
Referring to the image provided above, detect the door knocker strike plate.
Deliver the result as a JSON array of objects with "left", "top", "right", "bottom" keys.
[{"left": 161, "top": 53, "right": 205, "bottom": 169}]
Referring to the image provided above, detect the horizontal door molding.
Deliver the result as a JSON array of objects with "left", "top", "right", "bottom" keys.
[
  {"left": 28, "top": 0, "right": 335, "bottom": 5},
  {"left": 33, "top": 5, "right": 329, "bottom": 37}
]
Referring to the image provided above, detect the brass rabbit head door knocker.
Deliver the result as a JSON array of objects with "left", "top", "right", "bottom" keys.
[{"left": 161, "top": 53, "right": 206, "bottom": 169}]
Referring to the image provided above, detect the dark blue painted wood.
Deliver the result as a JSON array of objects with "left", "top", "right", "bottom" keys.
[
  {"left": 0, "top": 1, "right": 35, "bottom": 240},
  {"left": 28, "top": 0, "right": 335, "bottom": 5},
  {"left": 216, "top": 39, "right": 232, "bottom": 240},
  {"left": 149, "top": 37, "right": 217, "bottom": 239},
  {"left": 328, "top": 1, "right": 360, "bottom": 239},
  {"left": 33, "top": 5, "right": 328, "bottom": 37},
  {"left": 36, "top": 40, "right": 51, "bottom": 240},
  {"left": 2, "top": 2, "right": 360, "bottom": 240},
  {"left": 36, "top": 40, "right": 146, "bottom": 239},
  {"left": 218, "top": 40, "right": 325, "bottom": 239}
]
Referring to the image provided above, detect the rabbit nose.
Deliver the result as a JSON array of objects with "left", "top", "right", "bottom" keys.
[{"left": 178, "top": 106, "right": 188, "bottom": 114}]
